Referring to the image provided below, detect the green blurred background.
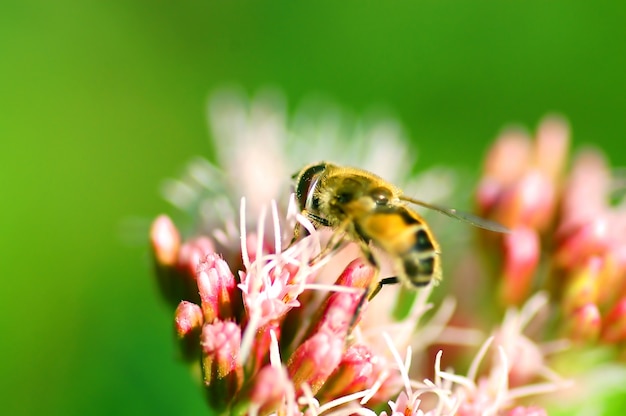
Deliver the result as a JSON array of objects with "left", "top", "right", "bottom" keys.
[{"left": 2, "top": 1, "right": 625, "bottom": 415}]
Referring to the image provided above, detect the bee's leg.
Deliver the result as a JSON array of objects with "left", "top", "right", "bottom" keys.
[
  {"left": 309, "top": 218, "right": 349, "bottom": 265},
  {"left": 368, "top": 276, "right": 399, "bottom": 300},
  {"left": 287, "top": 211, "right": 311, "bottom": 249},
  {"left": 287, "top": 221, "right": 306, "bottom": 249},
  {"left": 348, "top": 241, "right": 381, "bottom": 332}
]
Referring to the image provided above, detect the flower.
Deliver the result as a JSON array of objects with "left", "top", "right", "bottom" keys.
[
  {"left": 377, "top": 294, "right": 567, "bottom": 416},
  {"left": 475, "top": 116, "right": 570, "bottom": 306},
  {"left": 149, "top": 90, "right": 581, "bottom": 415}
]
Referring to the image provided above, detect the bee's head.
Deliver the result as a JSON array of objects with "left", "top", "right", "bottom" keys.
[{"left": 293, "top": 162, "right": 328, "bottom": 212}]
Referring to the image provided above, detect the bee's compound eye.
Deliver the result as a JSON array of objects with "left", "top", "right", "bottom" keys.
[{"left": 370, "top": 187, "right": 392, "bottom": 205}]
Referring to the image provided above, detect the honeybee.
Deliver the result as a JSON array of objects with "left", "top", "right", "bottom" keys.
[{"left": 293, "top": 161, "right": 508, "bottom": 301}]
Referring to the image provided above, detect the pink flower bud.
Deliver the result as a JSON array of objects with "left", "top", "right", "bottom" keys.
[
  {"left": 491, "top": 171, "right": 555, "bottom": 230},
  {"left": 150, "top": 215, "right": 185, "bottom": 305},
  {"left": 335, "top": 258, "right": 377, "bottom": 288},
  {"left": 201, "top": 321, "right": 243, "bottom": 408},
  {"left": 559, "top": 149, "right": 609, "bottom": 232},
  {"left": 500, "top": 227, "right": 540, "bottom": 306},
  {"left": 243, "top": 365, "right": 292, "bottom": 416},
  {"left": 174, "top": 301, "right": 204, "bottom": 361},
  {"left": 476, "top": 177, "right": 505, "bottom": 216},
  {"left": 248, "top": 321, "right": 281, "bottom": 375},
  {"left": 533, "top": 116, "right": 570, "bottom": 182},
  {"left": 555, "top": 218, "right": 611, "bottom": 270},
  {"left": 150, "top": 215, "right": 181, "bottom": 267},
  {"left": 287, "top": 331, "right": 344, "bottom": 395},
  {"left": 196, "top": 253, "right": 237, "bottom": 322},
  {"left": 174, "top": 301, "right": 203, "bottom": 338},
  {"left": 316, "top": 344, "right": 379, "bottom": 402},
  {"left": 483, "top": 129, "right": 532, "bottom": 185},
  {"left": 305, "top": 259, "right": 375, "bottom": 339},
  {"left": 177, "top": 236, "right": 215, "bottom": 277}
]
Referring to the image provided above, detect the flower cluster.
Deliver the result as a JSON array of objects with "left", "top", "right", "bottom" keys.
[
  {"left": 476, "top": 117, "right": 626, "bottom": 348},
  {"left": 147, "top": 90, "right": 626, "bottom": 415},
  {"left": 151, "top": 207, "right": 566, "bottom": 415}
]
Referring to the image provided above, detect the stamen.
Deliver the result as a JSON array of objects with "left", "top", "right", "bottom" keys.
[
  {"left": 518, "top": 292, "right": 549, "bottom": 330},
  {"left": 239, "top": 308, "right": 261, "bottom": 363},
  {"left": 316, "top": 390, "right": 370, "bottom": 414},
  {"left": 436, "top": 327, "right": 484, "bottom": 346},
  {"left": 467, "top": 336, "right": 494, "bottom": 383},
  {"left": 240, "top": 197, "right": 250, "bottom": 270},
  {"left": 360, "top": 369, "right": 389, "bottom": 404},
  {"left": 271, "top": 199, "right": 282, "bottom": 254},
  {"left": 507, "top": 380, "right": 572, "bottom": 402},
  {"left": 413, "top": 297, "right": 455, "bottom": 347},
  {"left": 256, "top": 204, "right": 267, "bottom": 284},
  {"left": 489, "top": 346, "right": 509, "bottom": 414},
  {"left": 299, "top": 383, "right": 319, "bottom": 416},
  {"left": 434, "top": 350, "right": 443, "bottom": 386},
  {"left": 269, "top": 328, "right": 282, "bottom": 369},
  {"left": 383, "top": 332, "right": 412, "bottom": 398},
  {"left": 436, "top": 370, "right": 474, "bottom": 391}
]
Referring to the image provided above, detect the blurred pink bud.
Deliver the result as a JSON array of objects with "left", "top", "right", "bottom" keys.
[
  {"left": 561, "top": 257, "right": 602, "bottom": 316},
  {"left": 287, "top": 259, "right": 366, "bottom": 394},
  {"left": 249, "top": 321, "right": 281, "bottom": 375},
  {"left": 476, "top": 177, "right": 505, "bottom": 216},
  {"left": 177, "top": 236, "right": 215, "bottom": 277},
  {"left": 196, "top": 253, "right": 237, "bottom": 322},
  {"left": 554, "top": 218, "right": 611, "bottom": 270},
  {"left": 507, "top": 406, "right": 548, "bottom": 416},
  {"left": 150, "top": 215, "right": 189, "bottom": 305},
  {"left": 477, "top": 130, "right": 532, "bottom": 218},
  {"left": 175, "top": 300, "right": 203, "bottom": 338},
  {"left": 287, "top": 331, "right": 344, "bottom": 395},
  {"left": 566, "top": 303, "right": 601, "bottom": 343},
  {"left": 558, "top": 149, "right": 609, "bottom": 232},
  {"left": 174, "top": 301, "right": 204, "bottom": 361},
  {"left": 150, "top": 215, "right": 181, "bottom": 266},
  {"left": 533, "top": 116, "right": 570, "bottom": 181},
  {"left": 316, "top": 343, "right": 379, "bottom": 402},
  {"left": 336, "top": 258, "right": 376, "bottom": 289},
  {"left": 491, "top": 171, "right": 555, "bottom": 230},
  {"left": 601, "top": 298, "right": 626, "bottom": 343},
  {"left": 483, "top": 129, "right": 532, "bottom": 185},
  {"left": 477, "top": 116, "right": 568, "bottom": 232},
  {"left": 245, "top": 365, "right": 292, "bottom": 416},
  {"left": 500, "top": 227, "right": 540, "bottom": 306},
  {"left": 305, "top": 259, "right": 375, "bottom": 339},
  {"left": 201, "top": 320, "right": 243, "bottom": 408}
]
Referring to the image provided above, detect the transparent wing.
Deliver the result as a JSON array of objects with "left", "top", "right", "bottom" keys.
[{"left": 400, "top": 196, "right": 510, "bottom": 233}]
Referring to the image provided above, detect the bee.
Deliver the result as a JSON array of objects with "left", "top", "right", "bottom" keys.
[{"left": 293, "top": 161, "right": 508, "bottom": 302}]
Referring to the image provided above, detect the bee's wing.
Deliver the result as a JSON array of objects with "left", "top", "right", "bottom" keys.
[{"left": 400, "top": 196, "right": 510, "bottom": 233}]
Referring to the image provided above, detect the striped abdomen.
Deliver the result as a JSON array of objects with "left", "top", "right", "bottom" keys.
[{"left": 356, "top": 205, "right": 441, "bottom": 287}]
